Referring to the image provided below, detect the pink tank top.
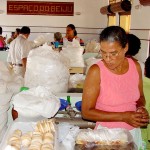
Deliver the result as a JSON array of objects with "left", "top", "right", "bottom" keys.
[{"left": 95, "top": 58, "right": 140, "bottom": 130}]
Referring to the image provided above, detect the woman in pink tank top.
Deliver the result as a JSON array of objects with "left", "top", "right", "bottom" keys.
[{"left": 82, "top": 26, "right": 149, "bottom": 130}]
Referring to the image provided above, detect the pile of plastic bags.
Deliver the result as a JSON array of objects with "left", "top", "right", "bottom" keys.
[{"left": 24, "top": 44, "right": 70, "bottom": 93}]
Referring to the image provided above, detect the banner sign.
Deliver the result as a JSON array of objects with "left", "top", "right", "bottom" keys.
[{"left": 7, "top": 1, "right": 74, "bottom": 16}]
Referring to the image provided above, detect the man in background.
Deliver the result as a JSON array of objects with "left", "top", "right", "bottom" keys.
[
  {"left": 7, "top": 28, "right": 21, "bottom": 44},
  {"left": 7, "top": 26, "right": 32, "bottom": 77}
]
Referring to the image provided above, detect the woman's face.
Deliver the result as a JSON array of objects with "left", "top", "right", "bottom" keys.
[
  {"left": 100, "top": 41, "right": 128, "bottom": 70},
  {"left": 66, "top": 27, "right": 74, "bottom": 38}
]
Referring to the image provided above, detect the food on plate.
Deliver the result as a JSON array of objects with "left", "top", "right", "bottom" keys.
[
  {"left": 6, "top": 119, "right": 55, "bottom": 149},
  {"left": 35, "top": 119, "right": 56, "bottom": 134},
  {"left": 7, "top": 130, "right": 22, "bottom": 148},
  {"left": 13, "top": 130, "right": 22, "bottom": 137},
  {"left": 43, "top": 132, "right": 54, "bottom": 144},
  {"left": 41, "top": 143, "right": 54, "bottom": 150},
  {"left": 21, "top": 132, "right": 32, "bottom": 148}
]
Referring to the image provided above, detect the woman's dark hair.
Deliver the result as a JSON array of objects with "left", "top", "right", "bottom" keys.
[
  {"left": 67, "top": 24, "right": 77, "bottom": 36},
  {"left": 145, "top": 56, "right": 150, "bottom": 78},
  {"left": 16, "top": 28, "right": 21, "bottom": 34},
  {"left": 100, "top": 26, "right": 128, "bottom": 48},
  {"left": 126, "top": 34, "right": 141, "bottom": 56},
  {"left": 0, "top": 27, "right": 2, "bottom": 35},
  {"left": 20, "top": 26, "right": 30, "bottom": 34}
]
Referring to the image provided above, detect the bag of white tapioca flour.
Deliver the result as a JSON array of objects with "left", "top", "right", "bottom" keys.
[
  {"left": 24, "top": 44, "right": 70, "bottom": 93},
  {"left": 13, "top": 86, "right": 60, "bottom": 119}
]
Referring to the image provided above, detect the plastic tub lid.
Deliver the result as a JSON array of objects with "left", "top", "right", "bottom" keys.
[
  {"left": 75, "top": 101, "right": 82, "bottom": 111},
  {"left": 59, "top": 99, "right": 69, "bottom": 111},
  {"left": 20, "top": 87, "right": 29, "bottom": 92}
]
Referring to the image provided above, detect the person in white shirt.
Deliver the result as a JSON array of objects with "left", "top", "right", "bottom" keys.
[{"left": 7, "top": 26, "right": 31, "bottom": 77}]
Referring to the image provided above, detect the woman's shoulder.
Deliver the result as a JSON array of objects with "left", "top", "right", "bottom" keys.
[
  {"left": 128, "top": 57, "right": 142, "bottom": 76},
  {"left": 88, "top": 64, "right": 101, "bottom": 75}
]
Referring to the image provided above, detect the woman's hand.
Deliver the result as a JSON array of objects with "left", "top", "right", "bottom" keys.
[
  {"left": 123, "top": 111, "right": 149, "bottom": 128},
  {"left": 136, "top": 107, "right": 149, "bottom": 119}
]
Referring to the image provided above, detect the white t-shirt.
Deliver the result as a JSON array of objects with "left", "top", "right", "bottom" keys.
[{"left": 7, "top": 34, "right": 32, "bottom": 64}]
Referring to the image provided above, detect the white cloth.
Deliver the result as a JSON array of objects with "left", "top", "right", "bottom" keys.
[
  {"left": 130, "top": 128, "right": 143, "bottom": 150},
  {"left": 7, "top": 34, "right": 32, "bottom": 64}
]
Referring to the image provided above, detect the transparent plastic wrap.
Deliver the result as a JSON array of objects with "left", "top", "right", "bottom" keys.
[
  {"left": 24, "top": 44, "right": 70, "bottom": 93},
  {"left": 75, "top": 128, "right": 137, "bottom": 150}
]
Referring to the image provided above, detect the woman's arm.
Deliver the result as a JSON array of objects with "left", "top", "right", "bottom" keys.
[
  {"left": 82, "top": 64, "right": 149, "bottom": 127},
  {"left": 134, "top": 61, "right": 149, "bottom": 122},
  {"left": 134, "top": 61, "right": 145, "bottom": 107}
]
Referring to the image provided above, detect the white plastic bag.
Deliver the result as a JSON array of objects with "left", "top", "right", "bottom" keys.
[
  {"left": 13, "top": 86, "right": 60, "bottom": 119},
  {"left": 85, "top": 57, "right": 101, "bottom": 74},
  {"left": 63, "top": 38, "right": 80, "bottom": 48},
  {"left": 7, "top": 74, "right": 24, "bottom": 94},
  {"left": 69, "top": 74, "right": 85, "bottom": 88},
  {"left": 75, "top": 128, "right": 137, "bottom": 150},
  {"left": 0, "top": 61, "right": 24, "bottom": 94},
  {"left": 34, "top": 34, "right": 53, "bottom": 47},
  {"left": 85, "top": 40, "right": 100, "bottom": 53},
  {"left": 0, "top": 112, "right": 8, "bottom": 125},
  {"left": 0, "top": 93, "right": 13, "bottom": 106},
  {"left": 60, "top": 46, "right": 84, "bottom": 67},
  {"left": 58, "top": 123, "right": 80, "bottom": 150},
  {"left": 0, "top": 61, "right": 11, "bottom": 82},
  {"left": 0, "top": 80, "right": 7, "bottom": 94},
  {"left": 24, "top": 44, "right": 70, "bottom": 93}
]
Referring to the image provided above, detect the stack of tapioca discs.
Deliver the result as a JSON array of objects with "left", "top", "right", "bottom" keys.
[
  {"left": 7, "top": 119, "right": 55, "bottom": 150},
  {"left": 34, "top": 119, "right": 55, "bottom": 134},
  {"left": 7, "top": 129, "right": 22, "bottom": 150}
]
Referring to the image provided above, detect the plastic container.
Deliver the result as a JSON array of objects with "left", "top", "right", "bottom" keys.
[
  {"left": 59, "top": 99, "right": 69, "bottom": 111},
  {"left": 67, "top": 96, "right": 71, "bottom": 105},
  {"left": 75, "top": 101, "right": 82, "bottom": 111},
  {"left": 54, "top": 41, "right": 59, "bottom": 48},
  {"left": 20, "top": 87, "right": 29, "bottom": 92}
]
